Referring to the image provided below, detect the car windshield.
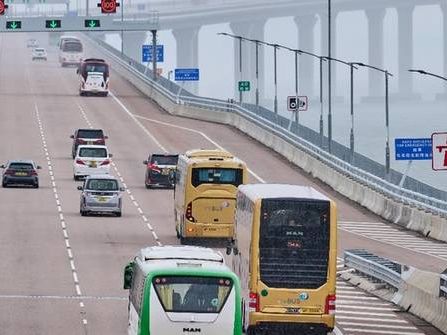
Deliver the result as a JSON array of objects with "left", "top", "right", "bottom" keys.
[
  {"left": 77, "top": 129, "right": 104, "bottom": 139},
  {"left": 79, "top": 148, "right": 107, "bottom": 158},
  {"left": 191, "top": 168, "right": 243, "bottom": 187},
  {"left": 150, "top": 155, "right": 178, "bottom": 165},
  {"left": 8, "top": 163, "right": 34, "bottom": 170},
  {"left": 35, "top": 48, "right": 45, "bottom": 52},
  {"left": 153, "top": 276, "right": 233, "bottom": 313},
  {"left": 86, "top": 179, "right": 118, "bottom": 191}
]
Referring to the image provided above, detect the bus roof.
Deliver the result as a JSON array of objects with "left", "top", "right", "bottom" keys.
[
  {"left": 185, "top": 149, "right": 234, "bottom": 159},
  {"left": 239, "top": 184, "right": 330, "bottom": 202},
  {"left": 136, "top": 246, "right": 231, "bottom": 275}
]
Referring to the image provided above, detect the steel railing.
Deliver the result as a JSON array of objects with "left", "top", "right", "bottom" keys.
[
  {"left": 86, "top": 34, "right": 447, "bottom": 218},
  {"left": 344, "top": 249, "right": 403, "bottom": 290}
]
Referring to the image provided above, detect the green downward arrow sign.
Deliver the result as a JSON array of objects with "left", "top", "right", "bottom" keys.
[
  {"left": 88, "top": 20, "right": 96, "bottom": 28},
  {"left": 50, "top": 20, "right": 57, "bottom": 28},
  {"left": 10, "top": 22, "right": 18, "bottom": 29}
]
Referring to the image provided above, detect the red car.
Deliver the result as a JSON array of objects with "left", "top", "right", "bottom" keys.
[
  {"left": 143, "top": 154, "right": 178, "bottom": 189},
  {"left": 70, "top": 129, "right": 108, "bottom": 159}
]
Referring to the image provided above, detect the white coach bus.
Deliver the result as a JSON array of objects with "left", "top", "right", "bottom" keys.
[{"left": 123, "top": 245, "right": 242, "bottom": 335}]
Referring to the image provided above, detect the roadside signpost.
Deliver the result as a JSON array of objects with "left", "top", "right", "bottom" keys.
[
  {"left": 432, "top": 132, "right": 447, "bottom": 171},
  {"left": 174, "top": 68, "right": 199, "bottom": 81},
  {"left": 394, "top": 137, "right": 432, "bottom": 187},
  {"left": 287, "top": 95, "right": 308, "bottom": 131}
]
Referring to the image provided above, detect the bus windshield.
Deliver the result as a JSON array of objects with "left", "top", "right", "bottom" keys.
[
  {"left": 191, "top": 168, "right": 243, "bottom": 187},
  {"left": 153, "top": 276, "right": 233, "bottom": 313},
  {"left": 259, "top": 199, "right": 330, "bottom": 289},
  {"left": 62, "top": 42, "right": 83, "bottom": 52}
]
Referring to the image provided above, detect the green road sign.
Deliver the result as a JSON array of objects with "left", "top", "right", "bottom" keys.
[
  {"left": 6, "top": 21, "right": 21, "bottom": 30},
  {"left": 238, "top": 81, "right": 250, "bottom": 92},
  {"left": 84, "top": 19, "right": 100, "bottom": 28},
  {"left": 45, "top": 20, "right": 61, "bottom": 29}
]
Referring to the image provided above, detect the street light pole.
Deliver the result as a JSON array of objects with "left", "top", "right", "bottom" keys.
[
  {"left": 328, "top": 0, "right": 333, "bottom": 153},
  {"left": 238, "top": 36, "right": 243, "bottom": 103},
  {"left": 255, "top": 41, "right": 260, "bottom": 106},
  {"left": 409, "top": 69, "right": 447, "bottom": 82},
  {"left": 319, "top": 57, "right": 324, "bottom": 147},
  {"left": 356, "top": 62, "right": 394, "bottom": 176},
  {"left": 273, "top": 44, "right": 278, "bottom": 115},
  {"left": 350, "top": 63, "right": 355, "bottom": 162}
]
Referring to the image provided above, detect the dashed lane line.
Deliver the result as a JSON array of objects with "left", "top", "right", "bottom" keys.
[{"left": 34, "top": 103, "right": 89, "bottom": 332}]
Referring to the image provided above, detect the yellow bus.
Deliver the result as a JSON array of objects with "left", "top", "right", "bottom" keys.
[
  {"left": 228, "top": 184, "right": 337, "bottom": 335},
  {"left": 174, "top": 149, "right": 249, "bottom": 244}
]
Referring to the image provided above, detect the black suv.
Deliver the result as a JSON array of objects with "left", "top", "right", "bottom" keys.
[
  {"left": 143, "top": 154, "right": 179, "bottom": 189},
  {"left": 70, "top": 129, "right": 108, "bottom": 158}
]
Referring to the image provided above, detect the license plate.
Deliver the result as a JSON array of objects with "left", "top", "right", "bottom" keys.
[
  {"left": 89, "top": 161, "right": 97, "bottom": 168},
  {"left": 87, "top": 141, "right": 93, "bottom": 145},
  {"left": 96, "top": 196, "right": 108, "bottom": 202},
  {"left": 161, "top": 168, "right": 169, "bottom": 175},
  {"left": 286, "top": 308, "right": 300, "bottom": 314},
  {"left": 15, "top": 172, "right": 27, "bottom": 176}
]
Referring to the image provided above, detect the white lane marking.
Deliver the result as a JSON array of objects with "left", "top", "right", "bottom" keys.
[
  {"left": 336, "top": 316, "right": 408, "bottom": 324},
  {"left": 109, "top": 92, "right": 168, "bottom": 152},
  {"left": 132, "top": 113, "right": 266, "bottom": 183},
  {"left": 338, "top": 322, "right": 419, "bottom": 330},
  {"left": 336, "top": 310, "right": 398, "bottom": 318},
  {"left": 0, "top": 294, "right": 127, "bottom": 301},
  {"left": 33, "top": 103, "right": 88, "bottom": 329},
  {"left": 77, "top": 103, "right": 162, "bottom": 247}
]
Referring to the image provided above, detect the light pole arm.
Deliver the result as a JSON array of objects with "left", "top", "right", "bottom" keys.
[{"left": 409, "top": 69, "right": 447, "bottom": 82}]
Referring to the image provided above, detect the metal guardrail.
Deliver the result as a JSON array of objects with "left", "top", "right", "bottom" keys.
[
  {"left": 441, "top": 269, "right": 447, "bottom": 299},
  {"left": 344, "top": 249, "right": 403, "bottom": 290},
  {"left": 86, "top": 34, "right": 447, "bottom": 217}
]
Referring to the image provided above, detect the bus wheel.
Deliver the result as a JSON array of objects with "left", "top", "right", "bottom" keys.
[
  {"left": 179, "top": 236, "right": 189, "bottom": 245},
  {"left": 247, "top": 326, "right": 257, "bottom": 335}
]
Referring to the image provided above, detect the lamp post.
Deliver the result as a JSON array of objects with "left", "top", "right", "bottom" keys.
[
  {"left": 328, "top": 0, "right": 333, "bottom": 153},
  {"left": 281, "top": 46, "right": 301, "bottom": 132},
  {"left": 409, "top": 69, "right": 447, "bottom": 82},
  {"left": 325, "top": 57, "right": 358, "bottom": 162},
  {"left": 356, "top": 62, "right": 394, "bottom": 176}
]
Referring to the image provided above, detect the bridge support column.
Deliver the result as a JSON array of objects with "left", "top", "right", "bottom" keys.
[
  {"left": 121, "top": 31, "right": 148, "bottom": 64},
  {"left": 397, "top": 5, "right": 416, "bottom": 98},
  {"left": 294, "top": 14, "right": 317, "bottom": 98},
  {"left": 172, "top": 27, "right": 200, "bottom": 95},
  {"left": 366, "top": 8, "right": 385, "bottom": 99}
]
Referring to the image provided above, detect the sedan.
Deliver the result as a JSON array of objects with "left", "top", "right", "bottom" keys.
[
  {"left": 1, "top": 160, "right": 41, "bottom": 188},
  {"left": 78, "top": 175, "right": 123, "bottom": 216},
  {"left": 32, "top": 47, "right": 47, "bottom": 61}
]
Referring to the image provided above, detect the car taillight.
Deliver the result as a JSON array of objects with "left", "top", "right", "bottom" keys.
[
  {"left": 4, "top": 169, "right": 14, "bottom": 175},
  {"left": 30, "top": 170, "right": 38, "bottom": 176},
  {"left": 100, "top": 159, "right": 110, "bottom": 166},
  {"left": 325, "top": 294, "right": 336, "bottom": 315},
  {"left": 96, "top": 139, "right": 105, "bottom": 145},
  {"left": 249, "top": 292, "right": 259, "bottom": 312},
  {"left": 185, "top": 202, "right": 195, "bottom": 222},
  {"left": 149, "top": 163, "right": 161, "bottom": 173},
  {"left": 76, "top": 159, "right": 85, "bottom": 165},
  {"left": 76, "top": 139, "right": 86, "bottom": 144}
]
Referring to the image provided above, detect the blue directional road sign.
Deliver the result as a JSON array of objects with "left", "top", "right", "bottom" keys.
[
  {"left": 174, "top": 68, "right": 199, "bottom": 81},
  {"left": 142, "top": 45, "right": 164, "bottom": 62},
  {"left": 394, "top": 138, "right": 432, "bottom": 161}
]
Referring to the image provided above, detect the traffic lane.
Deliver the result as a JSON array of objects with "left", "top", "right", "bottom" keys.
[
  {"left": 29, "top": 81, "right": 158, "bottom": 298},
  {"left": 73, "top": 95, "right": 181, "bottom": 247},
  {"left": 103, "top": 69, "right": 447, "bottom": 271},
  {"left": 0, "top": 299, "right": 84, "bottom": 335},
  {"left": 0, "top": 36, "right": 79, "bottom": 297}
]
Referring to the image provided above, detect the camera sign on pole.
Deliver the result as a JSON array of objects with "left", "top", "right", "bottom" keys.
[{"left": 287, "top": 96, "right": 308, "bottom": 111}]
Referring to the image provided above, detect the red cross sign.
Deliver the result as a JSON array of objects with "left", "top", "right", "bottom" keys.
[{"left": 432, "top": 132, "right": 447, "bottom": 171}]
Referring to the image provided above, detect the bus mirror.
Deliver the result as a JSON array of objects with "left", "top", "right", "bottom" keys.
[
  {"left": 233, "top": 247, "right": 239, "bottom": 255},
  {"left": 123, "top": 262, "right": 134, "bottom": 289}
]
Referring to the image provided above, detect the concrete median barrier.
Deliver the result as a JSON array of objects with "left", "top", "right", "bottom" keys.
[{"left": 85, "top": 35, "right": 447, "bottom": 244}]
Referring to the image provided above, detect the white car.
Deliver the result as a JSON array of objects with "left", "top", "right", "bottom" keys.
[
  {"left": 32, "top": 48, "right": 47, "bottom": 61},
  {"left": 73, "top": 145, "right": 112, "bottom": 180}
]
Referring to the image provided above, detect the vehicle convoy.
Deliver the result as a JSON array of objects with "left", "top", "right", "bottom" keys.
[
  {"left": 70, "top": 128, "right": 108, "bottom": 159},
  {"left": 32, "top": 47, "right": 47, "bottom": 61},
  {"left": 228, "top": 184, "right": 337, "bottom": 335},
  {"left": 123, "top": 245, "right": 242, "bottom": 335},
  {"left": 143, "top": 153, "right": 179, "bottom": 188},
  {"left": 73, "top": 145, "right": 112, "bottom": 180},
  {"left": 174, "top": 149, "right": 249, "bottom": 244},
  {"left": 77, "top": 58, "right": 110, "bottom": 96},
  {"left": 59, "top": 37, "right": 83, "bottom": 66},
  {"left": 78, "top": 175, "right": 123, "bottom": 217},
  {"left": 1, "top": 160, "right": 41, "bottom": 188}
]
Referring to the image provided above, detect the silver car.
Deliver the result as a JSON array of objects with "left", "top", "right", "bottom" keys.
[{"left": 78, "top": 175, "right": 123, "bottom": 217}]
